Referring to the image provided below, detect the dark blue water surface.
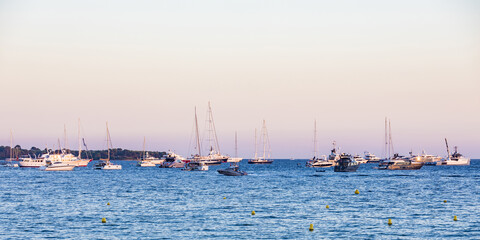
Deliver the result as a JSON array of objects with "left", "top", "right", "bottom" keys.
[{"left": 1, "top": 160, "right": 479, "bottom": 239}]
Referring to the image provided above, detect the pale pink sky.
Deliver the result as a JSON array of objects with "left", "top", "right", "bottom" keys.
[{"left": 1, "top": 0, "right": 479, "bottom": 158}]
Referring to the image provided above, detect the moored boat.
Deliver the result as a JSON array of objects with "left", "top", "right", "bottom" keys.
[
  {"left": 182, "top": 161, "right": 208, "bottom": 171},
  {"left": 439, "top": 139, "right": 470, "bottom": 166},
  {"left": 42, "top": 161, "right": 75, "bottom": 171},
  {"left": 248, "top": 120, "right": 274, "bottom": 164},
  {"left": 18, "top": 155, "right": 46, "bottom": 168},
  {"left": 94, "top": 122, "right": 122, "bottom": 170},
  {"left": 334, "top": 153, "right": 360, "bottom": 172}
]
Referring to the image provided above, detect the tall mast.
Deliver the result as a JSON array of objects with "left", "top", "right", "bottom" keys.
[
  {"left": 78, "top": 118, "right": 82, "bottom": 158},
  {"left": 254, "top": 128, "right": 257, "bottom": 159},
  {"left": 384, "top": 117, "right": 388, "bottom": 159},
  {"left": 195, "top": 107, "right": 201, "bottom": 156},
  {"left": 142, "top": 136, "right": 146, "bottom": 160},
  {"left": 64, "top": 124, "right": 68, "bottom": 152},
  {"left": 262, "top": 120, "right": 266, "bottom": 160},
  {"left": 9, "top": 129, "right": 13, "bottom": 160},
  {"left": 388, "top": 119, "right": 394, "bottom": 159},
  {"left": 235, "top": 131, "right": 238, "bottom": 158},
  {"left": 106, "top": 122, "right": 110, "bottom": 161},
  {"left": 313, "top": 119, "right": 317, "bottom": 158},
  {"left": 206, "top": 101, "right": 220, "bottom": 154}
]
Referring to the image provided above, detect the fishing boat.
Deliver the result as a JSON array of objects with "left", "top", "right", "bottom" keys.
[
  {"left": 439, "top": 139, "right": 470, "bottom": 166},
  {"left": 94, "top": 122, "right": 122, "bottom": 170},
  {"left": 377, "top": 118, "right": 424, "bottom": 170},
  {"left": 307, "top": 120, "right": 333, "bottom": 168},
  {"left": 334, "top": 153, "right": 360, "bottom": 172},
  {"left": 42, "top": 161, "right": 75, "bottom": 171},
  {"left": 218, "top": 163, "right": 247, "bottom": 176},
  {"left": 182, "top": 161, "right": 208, "bottom": 171},
  {"left": 248, "top": 120, "right": 273, "bottom": 164},
  {"left": 364, "top": 151, "right": 381, "bottom": 163}
]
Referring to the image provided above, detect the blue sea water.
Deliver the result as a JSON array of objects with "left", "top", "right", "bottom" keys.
[{"left": 0, "top": 160, "right": 479, "bottom": 239}]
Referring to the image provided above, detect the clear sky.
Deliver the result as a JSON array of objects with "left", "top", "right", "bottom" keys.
[{"left": 0, "top": 0, "right": 479, "bottom": 158}]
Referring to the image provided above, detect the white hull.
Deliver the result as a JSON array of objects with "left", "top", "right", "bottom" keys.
[
  {"left": 226, "top": 158, "right": 242, "bottom": 163},
  {"left": 19, "top": 160, "right": 46, "bottom": 168},
  {"left": 102, "top": 163, "right": 122, "bottom": 170},
  {"left": 309, "top": 161, "right": 334, "bottom": 168},
  {"left": 139, "top": 161, "right": 156, "bottom": 167},
  {"left": 440, "top": 158, "right": 470, "bottom": 166},
  {"left": 42, "top": 163, "right": 75, "bottom": 171}
]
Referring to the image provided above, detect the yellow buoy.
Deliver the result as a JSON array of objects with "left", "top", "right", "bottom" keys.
[
  {"left": 309, "top": 224, "right": 314, "bottom": 231},
  {"left": 454, "top": 216, "right": 457, "bottom": 221},
  {"left": 355, "top": 189, "right": 360, "bottom": 194},
  {"left": 251, "top": 210, "right": 256, "bottom": 215},
  {"left": 223, "top": 197, "right": 226, "bottom": 199},
  {"left": 326, "top": 205, "right": 330, "bottom": 209},
  {"left": 388, "top": 219, "right": 392, "bottom": 225},
  {"left": 107, "top": 202, "right": 110, "bottom": 205},
  {"left": 102, "top": 218, "right": 106, "bottom": 223},
  {"left": 443, "top": 200, "right": 447, "bottom": 203}
]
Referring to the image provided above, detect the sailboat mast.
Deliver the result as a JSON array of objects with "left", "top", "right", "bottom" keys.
[
  {"left": 106, "top": 122, "right": 110, "bottom": 161},
  {"left": 64, "top": 124, "right": 70, "bottom": 152},
  {"left": 235, "top": 131, "right": 238, "bottom": 158},
  {"left": 9, "top": 129, "right": 13, "bottom": 160},
  {"left": 78, "top": 118, "right": 82, "bottom": 158},
  {"left": 143, "top": 136, "right": 146, "bottom": 160},
  {"left": 384, "top": 117, "right": 388, "bottom": 159},
  {"left": 313, "top": 119, "right": 317, "bottom": 158},
  {"left": 195, "top": 107, "right": 201, "bottom": 156},
  {"left": 388, "top": 120, "right": 394, "bottom": 159},
  {"left": 262, "top": 120, "right": 266, "bottom": 160},
  {"left": 254, "top": 128, "right": 257, "bottom": 159}
]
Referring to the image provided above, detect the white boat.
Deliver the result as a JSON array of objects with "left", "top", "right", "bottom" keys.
[
  {"left": 94, "top": 122, "right": 122, "bottom": 170},
  {"left": 225, "top": 132, "right": 243, "bottom": 163},
  {"left": 42, "top": 162, "right": 75, "bottom": 171},
  {"left": 377, "top": 118, "right": 423, "bottom": 170},
  {"left": 182, "top": 161, "right": 208, "bottom": 171},
  {"left": 353, "top": 154, "right": 368, "bottom": 164},
  {"left": 137, "top": 137, "right": 164, "bottom": 167},
  {"left": 18, "top": 155, "right": 46, "bottom": 168},
  {"left": 248, "top": 120, "right": 274, "bottom": 164},
  {"left": 187, "top": 103, "right": 229, "bottom": 165},
  {"left": 409, "top": 150, "right": 442, "bottom": 165},
  {"left": 138, "top": 160, "right": 156, "bottom": 167},
  {"left": 439, "top": 139, "right": 470, "bottom": 166},
  {"left": 364, "top": 151, "right": 381, "bottom": 163},
  {"left": 307, "top": 120, "right": 333, "bottom": 168},
  {"left": 159, "top": 150, "right": 186, "bottom": 168}
]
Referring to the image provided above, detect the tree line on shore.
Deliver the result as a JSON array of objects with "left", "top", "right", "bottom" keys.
[{"left": 0, "top": 145, "right": 166, "bottom": 160}]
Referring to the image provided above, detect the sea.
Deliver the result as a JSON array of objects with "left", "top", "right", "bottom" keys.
[{"left": 1, "top": 160, "right": 479, "bottom": 239}]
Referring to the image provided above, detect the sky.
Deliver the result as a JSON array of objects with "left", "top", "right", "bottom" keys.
[{"left": 0, "top": 0, "right": 479, "bottom": 158}]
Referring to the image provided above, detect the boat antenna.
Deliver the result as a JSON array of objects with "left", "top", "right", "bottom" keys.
[{"left": 195, "top": 107, "right": 201, "bottom": 156}]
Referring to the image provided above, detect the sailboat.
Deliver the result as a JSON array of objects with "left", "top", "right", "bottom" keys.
[
  {"left": 307, "top": 120, "right": 333, "bottom": 168},
  {"left": 439, "top": 139, "right": 470, "bottom": 166},
  {"left": 225, "top": 131, "right": 242, "bottom": 163},
  {"left": 187, "top": 103, "right": 228, "bottom": 166},
  {"left": 137, "top": 137, "right": 162, "bottom": 167},
  {"left": 3, "top": 129, "right": 19, "bottom": 167},
  {"left": 377, "top": 118, "right": 423, "bottom": 170},
  {"left": 248, "top": 120, "right": 273, "bottom": 164},
  {"left": 94, "top": 122, "right": 122, "bottom": 170},
  {"left": 184, "top": 107, "right": 209, "bottom": 171}
]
